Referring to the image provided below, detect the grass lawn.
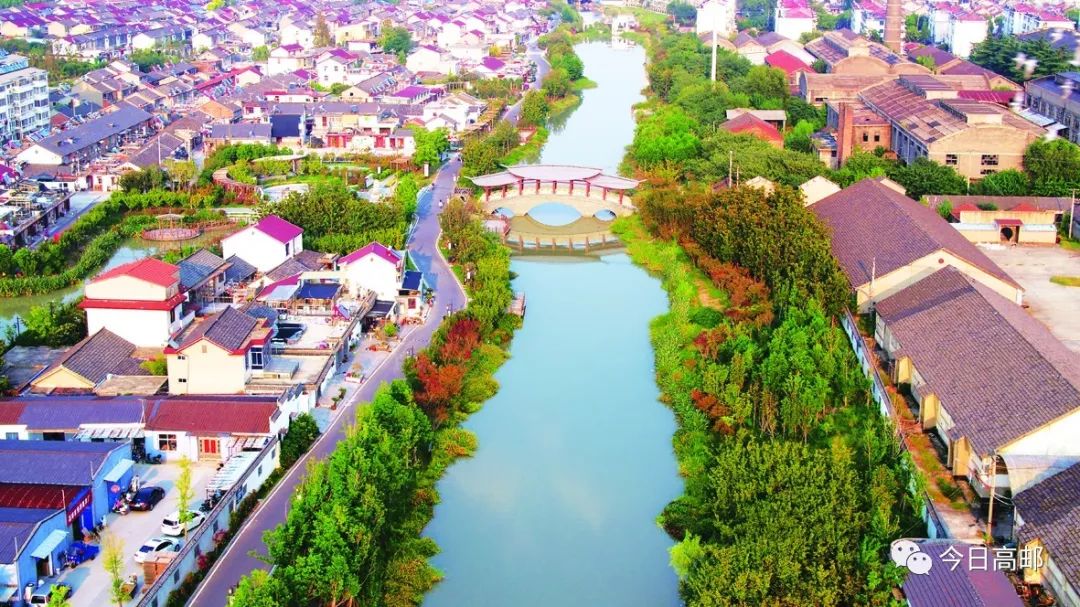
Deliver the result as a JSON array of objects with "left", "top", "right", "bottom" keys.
[
  {"left": 1050, "top": 275, "right": 1080, "bottom": 287},
  {"left": 573, "top": 77, "right": 597, "bottom": 91},
  {"left": 603, "top": 5, "right": 669, "bottom": 29}
]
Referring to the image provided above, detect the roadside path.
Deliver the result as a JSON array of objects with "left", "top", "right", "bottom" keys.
[{"left": 188, "top": 155, "right": 467, "bottom": 607}]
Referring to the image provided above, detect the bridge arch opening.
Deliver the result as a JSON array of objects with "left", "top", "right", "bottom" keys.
[
  {"left": 493, "top": 207, "right": 516, "bottom": 218},
  {"left": 524, "top": 202, "right": 583, "bottom": 227},
  {"left": 593, "top": 210, "right": 617, "bottom": 221}
]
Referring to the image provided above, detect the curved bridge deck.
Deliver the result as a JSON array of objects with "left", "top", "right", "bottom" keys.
[
  {"left": 482, "top": 182, "right": 635, "bottom": 218},
  {"left": 505, "top": 215, "right": 620, "bottom": 250}
]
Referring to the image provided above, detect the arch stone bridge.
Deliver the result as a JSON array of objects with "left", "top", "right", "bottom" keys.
[{"left": 471, "top": 164, "right": 638, "bottom": 216}]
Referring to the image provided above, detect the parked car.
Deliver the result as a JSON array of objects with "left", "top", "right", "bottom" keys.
[
  {"left": 133, "top": 536, "right": 180, "bottom": 563},
  {"left": 28, "top": 583, "right": 71, "bottom": 605},
  {"left": 161, "top": 510, "right": 206, "bottom": 536},
  {"left": 128, "top": 486, "right": 165, "bottom": 511}
]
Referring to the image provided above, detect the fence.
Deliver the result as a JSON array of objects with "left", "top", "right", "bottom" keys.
[
  {"left": 135, "top": 438, "right": 281, "bottom": 607},
  {"left": 839, "top": 310, "right": 948, "bottom": 538}
]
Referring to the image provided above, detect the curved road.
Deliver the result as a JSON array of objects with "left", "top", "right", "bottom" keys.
[
  {"left": 503, "top": 42, "right": 551, "bottom": 125},
  {"left": 189, "top": 156, "right": 468, "bottom": 607}
]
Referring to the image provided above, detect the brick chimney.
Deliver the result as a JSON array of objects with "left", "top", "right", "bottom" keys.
[
  {"left": 838, "top": 102, "right": 855, "bottom": 165},
  {"left": 884, "top": 0, "right": 902, "bottom": 53}
]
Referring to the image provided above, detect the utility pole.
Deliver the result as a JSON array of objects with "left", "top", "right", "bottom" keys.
[
  {"left": 710, "top": 8, "right": 718, "bottom": 83},
  {"left": 728, "top": 150, "right": 733, "bottom": 184},
  {"left": 1070, "top": 189, "right": 1077, "bottom": 240}
]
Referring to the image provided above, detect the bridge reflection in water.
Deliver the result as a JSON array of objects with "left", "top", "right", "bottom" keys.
[{"left": 470, "top": 164, "right": 638, "bottom": 251}]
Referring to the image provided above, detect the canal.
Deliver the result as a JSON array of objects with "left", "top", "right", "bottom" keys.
[{"left": 423, "top": 41, "right": 683, "bottom": 607}]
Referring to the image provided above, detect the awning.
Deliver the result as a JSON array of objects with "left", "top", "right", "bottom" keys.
[
  {"left": 30, "top": 529, "right": 67, "bottom": 560},
  {"left": 73, "top": 427, "right": 144, "bottom": 440},
  {"left": 103, "top": 458, "right": 134, "bottom": 483},
  {"left": 995, "top": 218, "right": 1023, "bottom": 227}
]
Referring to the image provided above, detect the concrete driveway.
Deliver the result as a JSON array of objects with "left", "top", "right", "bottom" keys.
[
  {"left": 981, "top": 244, "right": 1080, "bottom": 352},
  {"left": 57, "top": 462, "right": 217, "bottom": 607}
]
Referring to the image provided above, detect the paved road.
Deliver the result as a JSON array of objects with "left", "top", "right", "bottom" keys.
[
  {"left": 189, "top": 156, "right": 468, "bottom": 607},
  {"left": 503, "top": 42, "right": 551, "bottom": 125}
]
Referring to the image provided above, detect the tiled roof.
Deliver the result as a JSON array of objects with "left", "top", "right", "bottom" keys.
[
  {"left": 91, "top": 257, "right": 180, "bottom": 288},
  {"left": 224, "top": 255, "right": 257, "bottom": 283},
  {"left": 721, "top": 112, "right": 783, "bottom": 142},
  {"left": 925, "top": 195, "right": 1073, "bottom": 214},
  {"left": 253, "top": 215, "right": 302, "bottom": 243},
  {"left": 175, "top": 306, "right": 258, "bottom": 353},
  {"left": 42, "top": 329, "right": 146, "bottom": 386},
  {"left": 1014, "top": 462, "right": 1080, "bottom": 592},
  {"left": 30, "top": 104, "right": 152, "bottom": 157},
  {"left": 338, "top": 241, "right": 401, "bottom": 265},
  {"left": 265, "top": 258, "right": 312, "bottom": 282},
  {"left": 876, "top": 267, "right": 1080, "bottom": 455},
  {"left": 0, "top": 440, "right": 125, "bottom": 486},
  {"left": 765, "top": 49, "right": 810, "bottom": 74},
  {"left": 811, "top": 178, "right": 1018, "bottom": 288},
  {"left": 177, "top": 249, "right": 226, "bottom": 290},
  {"left": 144, "top": 396, "right": 279, "bottom": 434}
]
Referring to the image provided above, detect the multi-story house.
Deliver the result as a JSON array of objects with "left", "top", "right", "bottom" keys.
[
  {"left": 1025, "top": 72, "right": 1080, "bottom": 145},
  {"left": 0, "top": 53, "right": 49, "bottom": 145},
  {"left": 14, "top": 103, "right": 153, "bottom": 169},
  {"left": 164, "top": 307, "right": 274, "bottom": 395},
  {"left": 1003, "top": 5, "right": 1074, "bottom": 36},
  {"left": 773, "top": 0, "right": 816, "bottom": 41},
  {"left": 851, "top": 0, "right": 886, "bottom": 37},
  {"left": 79, "top": 258, "right": 193, "bottom": 348}
]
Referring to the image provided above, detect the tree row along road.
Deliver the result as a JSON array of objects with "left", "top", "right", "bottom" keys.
[{"left": 189, "top": 156, "right": 468, "bottom": 607}]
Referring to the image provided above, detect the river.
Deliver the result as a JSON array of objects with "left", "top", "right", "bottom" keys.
[{"left": 423, "top": 41, "right": 683, "bottom": 607}]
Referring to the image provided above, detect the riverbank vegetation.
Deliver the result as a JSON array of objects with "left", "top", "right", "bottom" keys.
[
  {"left": 228, "top": 199, "right": 518, "bottom": 607},
  {"left": 621, "top": 23, "right": 925, "bottom": 606}
]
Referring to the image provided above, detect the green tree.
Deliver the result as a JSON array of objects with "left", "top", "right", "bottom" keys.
[
  {"left": 119, "top": 166, "right": 169, "bottom": 193},
  {"left": 667, "top": 1, "right": 698, "bottom": 25},
  {"left": 0, "top": 245, "right": 13, "bottom": 277},
  {"left": 393, "top": 172, "right": 420, "bottom": 220},
  {"left": 631, "top": 106, "right": 701, "bottom": 169},
  {"left": 313, "top": 13, "right": 332, "bottom": 48},
  {"left": 915, "top": 55, "right": 935, "bottom": 71},
  {"left": 541, "top": 67, "right": 572, "bottom": 99},
  {"left": 102, "top": 533, "right": 127, "bottom": 607},
  {"left": 164, "top": 159, "right": 196, "bottom": 192},
  {"left": 975, "top": 168, "right": 1029, "bottom": 195},
  {"left": 329, "top": 82, "right": 349, "bottom": 95},
  {"left": 734, "top": 65, "right": 789, "bottom": 106},
  {"left": 19, "top": 301, "right": 86, "bottom": 347},
  {"left": 176, "top": 456, "right": 194, "bottom": 537},
  {"left": 280, "top": 413, "right": 320, "bottom": 468},
  {"left": 46, "top": 585, "right": 72, "bottom": 607},
  {"left": 519, "top": 90, "right": 550, "bottom": 127},
  {"left": 905, "top": 14, "right": 930, "bottom": 43},
  {"left": 1024, "top": 138, "right": 1080, "bottom": 195},
  {"left": 783, "top": 119, "right": 817, "bottom": 153},
  {"left": 380, "top": 26, "right": 413, "bottom": 58},
  {"left": 551, "top": 52, "right": 584, "bottom": 81},
  {"left": 887, "top": 157, "right": 967, "bottom": 200},
  {"left": 412, "top": 126, "right": 450, "bottom": 170},
  {"left": 252, "top": 45, "right": 269, "bottom": 61}
]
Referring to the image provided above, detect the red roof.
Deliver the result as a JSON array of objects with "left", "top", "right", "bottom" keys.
[
  {"left": 338, "top": 241, "right": 401, "bottom": 265},
  {"left": 145, "top": 397, "right": 279, "bottom": 434},
  {"left": 78, "top": 291, "right": 186, "bottom": 311},
  {"left": 995, "top": 218, "right": 1024, "bottom": 226},
  {"left": 764, "top": 50, "right": 810, "bottom": 75},
  {"left": 0, "top": 483, "right": 84, "bottom": 509},
  {"left": 1008, "top": 202, "right": 1040, "bottom": 212},
  {"left": 956, "top": 90, "right": 1016, "bottom": 105},
  {"left": 722, "top": 113, "right": 783, "bottom": 143},
  {"left": 253, "top": 215, "right": 303, "bottom": 244},
  {"left": 91, "top": 258, "right": 179, "bottom": 288}
]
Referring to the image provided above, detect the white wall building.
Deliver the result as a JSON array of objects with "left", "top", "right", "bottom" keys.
[
  {"left": 221, "top": 215, "right": 304, "bottom": 273},
  {"left": 945, "top": 13, "right": 988, "bottom": 58},
  {"left": 0, "top": 54, "right": 49, "bottom": 144},
  {"left": 773, "top": 3, "right": 817, "bottom": 41},
  {"left": 336, "top": 242, "right": 403, "bottom": 301},
  {"left": 79, "top": 258, "right": 190, "bottom": 348}
]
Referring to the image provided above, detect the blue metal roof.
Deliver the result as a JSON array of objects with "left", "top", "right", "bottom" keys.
[
  {"left": 0, "top": 508, "right": 62, "bottom": 564},
  {"left": 0, "top": 440, "right": 126, "bottom": 486},
  {"left": 296, "top": 283, "right": 341, "bottom": 300},
  {"left": 401, "top": 270, "right": 424, "bottom": 291}
]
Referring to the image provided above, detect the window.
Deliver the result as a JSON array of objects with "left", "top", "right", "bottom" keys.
[
  {"left": 862, "top": 132, "right": 869, "bottom": 143},
  {"left": 178, "top": 377, "right": 187, "bottom": 383},
  {"left": 4, "top": 432, "right": 17, "bottom": 440},
  {"left": 177, "top": 354, "right": 185, "bottom": 361},
  {"left": 158, "top": 434, "right": 178, "bottom": 451},
  {"left": 945, "top": 154, "right": 958, "bottom": 166},
  {"left": 249, "top": 346, "right": 264, "bottom": 369},
  {"left": 873, "top": 133, "right": 880, "bottom": 142},
  {"left": 981, "top": 169, "right": 997, "bottom": 176},
  {"left": 981, "top": 154, "right": 999, "bottom": 166}
]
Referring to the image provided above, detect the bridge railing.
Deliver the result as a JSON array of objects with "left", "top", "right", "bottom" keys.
[{"left": 485, "top": 182, "right": 634, "bottom": 207}]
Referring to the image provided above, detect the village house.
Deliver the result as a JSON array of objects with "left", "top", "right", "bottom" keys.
[
  {"left": 874, "top": 267, "right": 1080, "bottom": 504},
  {"left": 164, "top": 307, "right": 273, "bottom": 395},
  {"left": 809, "top": 178, "right": 1024, "bottom": 311},
  {"left": 143, "top": 396, "right": 287, "bottom": 462},
  {"left": 221, "top": 215, "right": 304, "bottom": 273},
  {"left": 14, "top": 104, "right": 154, "bottom": 169},
  {"left": 336, "top": 241, "right": 404, "bottom": 301},
  {"left": 29, "top": 330, "right": 154, "bottom": 395},
  {"left": 79, "top": 258, "right": 192, "bottom": 348}
]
